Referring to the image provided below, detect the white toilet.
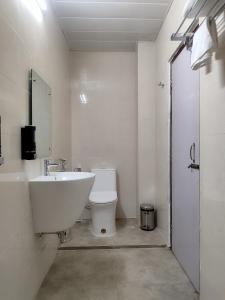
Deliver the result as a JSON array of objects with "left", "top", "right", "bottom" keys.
[{"left": 89, "top": 169, "right": 118, "bottom": 237}]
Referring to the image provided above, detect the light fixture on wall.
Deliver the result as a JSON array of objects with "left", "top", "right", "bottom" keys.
[
  {"left": 21, "top": 0, "right": 47, "bottom": 22},
  {"left": 80, "top": 93, "right": 88, "bottom": 104}
]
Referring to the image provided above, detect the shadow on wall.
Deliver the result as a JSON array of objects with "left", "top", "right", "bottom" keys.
[
  {"left": 116, "top": 173, "right": 126, "bottom": 219},
  {"left": 215, "top": 11, "right": 225, "bottom": 86}
]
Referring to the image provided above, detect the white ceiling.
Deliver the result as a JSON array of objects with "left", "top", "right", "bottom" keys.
[{"left": 50, "top": 0, "right": 174, "bottom": 51}]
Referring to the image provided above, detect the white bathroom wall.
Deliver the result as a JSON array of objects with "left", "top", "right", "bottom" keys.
[
  {"left": 137, "top": 42, "right": 156, "bottom": 221},
  {"left": 155, "top": 0, "right": 225, "bottom": 298},
  {"left": 0, "top": 1, "right": 71, "bottom": 299},
  {"left": 200, "top": 13, "right": 225, "bottom": 299},
  {"left": 70, "top": 51, "right": 137, "bottom": 219}
]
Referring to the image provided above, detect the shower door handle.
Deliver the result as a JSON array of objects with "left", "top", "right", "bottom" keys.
[
  {"left": 188, "top": 142, "right": 199, "bottom": 170},
  {"left": 189, "top": 143, "right": 196, "bottom": 163}
]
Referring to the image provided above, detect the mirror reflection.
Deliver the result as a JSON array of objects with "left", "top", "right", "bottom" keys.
[{"left": 29, "top": 69, "right": 52, "bottom": 158}]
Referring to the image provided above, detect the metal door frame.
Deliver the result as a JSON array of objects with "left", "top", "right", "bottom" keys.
[{"left": 169, "top": 43, "right": 185, "bottom": 247}]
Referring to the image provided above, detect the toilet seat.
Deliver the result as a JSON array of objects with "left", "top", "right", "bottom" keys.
[{"left": 89, "top": 191, "right": 117, "bottom": 205}]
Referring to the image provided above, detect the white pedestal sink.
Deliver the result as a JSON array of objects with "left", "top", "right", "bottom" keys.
[{"left": 29, "top": 172, "right": 95, "bottom": 233}]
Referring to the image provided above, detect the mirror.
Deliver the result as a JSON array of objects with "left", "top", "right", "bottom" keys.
[{"left": 29, "top": 69, "right": 52, "bottom": 158}]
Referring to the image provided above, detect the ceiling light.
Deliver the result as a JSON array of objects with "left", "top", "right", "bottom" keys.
[
  {"left": 80, "top": 94, "right": 88, "bottom": 104},
  {"left": 36, "top": 0, "right": 47, "bottom": 11},
  {"left": 21, "top": 0, "right": 43, "bottom": 22}
]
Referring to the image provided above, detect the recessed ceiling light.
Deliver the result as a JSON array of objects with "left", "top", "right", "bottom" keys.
[
  {"left": 80, "top": 94, "right": 88, "bottom": 104},
  {"left": 36, "top": 0, "right": 47, "bottom": 11},
  {"left": 21, "top": 0, "right": 43, "bottom": 22}
]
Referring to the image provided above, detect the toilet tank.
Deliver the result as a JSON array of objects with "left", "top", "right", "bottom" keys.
[{"left": 91, "top": 169, "right": 116, "bottom": 192}]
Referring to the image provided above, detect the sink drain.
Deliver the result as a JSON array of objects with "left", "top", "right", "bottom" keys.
[{"left": 101, "top": 228, "right": 106, "bottom": 234}]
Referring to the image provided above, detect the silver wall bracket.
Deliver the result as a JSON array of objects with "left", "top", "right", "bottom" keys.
[
  {"left": 158, "top": 82, "right": 165, "bottom": 88},
  {"left": 171, "top": 32, "right": 194, "bottom": 50}
]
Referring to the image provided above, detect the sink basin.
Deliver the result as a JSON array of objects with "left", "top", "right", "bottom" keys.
[{"left": 29, "top": 172, "right": 95, "bottom": 233}]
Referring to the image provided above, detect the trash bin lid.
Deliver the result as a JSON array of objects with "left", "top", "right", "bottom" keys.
[{"left": 140, "top": 203, "right": 154, "bottom": 211}]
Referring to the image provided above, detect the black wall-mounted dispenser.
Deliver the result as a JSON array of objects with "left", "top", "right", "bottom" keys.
[{"left": 21, "top": 126, "right": 37, "bottom": 160}]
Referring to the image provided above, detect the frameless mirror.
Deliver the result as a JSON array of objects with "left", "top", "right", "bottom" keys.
[{"left": 29, "top": 69, "right": 52, "bottom": 158}]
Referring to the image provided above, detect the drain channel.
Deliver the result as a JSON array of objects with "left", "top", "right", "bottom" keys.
[{"left": 58, "top": 244, "right": 167, "bottom": 250}]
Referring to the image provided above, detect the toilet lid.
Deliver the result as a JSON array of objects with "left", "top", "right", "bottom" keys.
[{"left": 89, "top": 191, "right": 118, "bottom": 204}]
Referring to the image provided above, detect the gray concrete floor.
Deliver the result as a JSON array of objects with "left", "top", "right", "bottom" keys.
[
  {"left": 59, "top": 219, "right": 166, "bottom": 249},
  {"left": 36, "top": 248, "right": 198, "bottom": 300},
  {"left": 37, "top": 220, "right": 198, "bottom": 299}
]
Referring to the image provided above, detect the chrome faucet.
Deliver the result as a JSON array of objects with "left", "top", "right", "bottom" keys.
[
  {"left": 44, "top": 159, "right": 58, "bottom": 176},
  {"left": 44, "top": 158, "right": 67, "bottom": 176}
]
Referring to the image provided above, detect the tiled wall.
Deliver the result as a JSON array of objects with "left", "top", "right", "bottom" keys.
[
  {"left": 70, "top": 51, "right": 137, "bottom": 219},
  {"left": 0, "top": 1, "right": 71, "bottom": 299},
  {"left": 137, "top": 42, "right": 156, "bottom": 222}
]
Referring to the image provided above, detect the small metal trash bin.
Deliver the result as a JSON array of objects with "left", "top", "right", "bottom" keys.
[{"left": 140, "top": 204, "right": 155, "bottom": 231}]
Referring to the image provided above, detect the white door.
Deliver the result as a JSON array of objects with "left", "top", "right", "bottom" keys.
[{"left": 171, "top": 47, "right": 200, "bottom": 291}]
